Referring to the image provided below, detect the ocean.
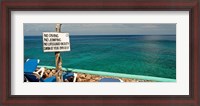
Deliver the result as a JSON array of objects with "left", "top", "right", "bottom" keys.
[{"left": 24, "top": 35, "right": 176, "bottom": 79}]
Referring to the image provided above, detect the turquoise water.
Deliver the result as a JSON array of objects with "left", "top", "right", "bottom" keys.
[{"left": 24, "top": 35, "right": 176, "bottom": 79}]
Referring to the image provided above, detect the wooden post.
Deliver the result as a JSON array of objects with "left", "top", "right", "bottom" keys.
[{"left": 55, "top": 24, "right": 63, "bottom": 82}]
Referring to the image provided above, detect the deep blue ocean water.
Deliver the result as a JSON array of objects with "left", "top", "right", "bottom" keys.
[{"left": 24, "top": 35, "right": 176, "bottom": 79}]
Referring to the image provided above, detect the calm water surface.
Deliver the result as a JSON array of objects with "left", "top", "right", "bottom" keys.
[{"left": 24, "top": 35, "right": 176, "bottom": 79}]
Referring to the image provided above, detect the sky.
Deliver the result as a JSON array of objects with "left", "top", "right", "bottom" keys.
[{"left": 24, "top": 23, "right": 176, "bottom": 36}]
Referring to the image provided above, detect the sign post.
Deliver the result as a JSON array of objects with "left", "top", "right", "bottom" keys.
[
  {"left": 43, "top": 24, "right": 70, "bottom": 82},
  {"left": 55, "top": 24, "right": 63, "bottom": 82}
]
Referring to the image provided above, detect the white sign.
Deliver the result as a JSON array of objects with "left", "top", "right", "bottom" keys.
[{"left": 43, "top": 32, "right": 70, "bottom": 52}]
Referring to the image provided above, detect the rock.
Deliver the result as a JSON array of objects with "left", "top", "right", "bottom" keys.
[
  {"left": 85, "top": 75, "right": 91, "bottom": 79},
  {"left": 52, "top": 70, "right": 56, "bottom": 74},
  {"left": 77, "top": 78, "right": 83, "bottom": 82},
  {"left": 89, "top": 79, "right": 96, "bottom": 82},
  {"left": 46, "top": 69, "right": 50, "bottom": 74},
  {"left": 44, "top": 73, "right": 49, "bottom": 78},
  {"left": 94, "top": 77, "right": 100, "bottom": 80},
  {"left": 82, "top": 79, "right": 90, "bottom": 82},
  {"left": 79, "top": 74, "right": 86, "bottom": 78},
  {"left": 77, "top": 74, "right": 81, "bottom": 78},
  {"left": 49, "top": 72, "right": 53, "bottom": 77},
  {"left": 77, "top": 78, "right": 89, "bottom": 82}
]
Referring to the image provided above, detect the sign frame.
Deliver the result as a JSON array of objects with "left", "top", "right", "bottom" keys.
[{"left": 1, "top": 0, "right": 200, "bottom": 106}]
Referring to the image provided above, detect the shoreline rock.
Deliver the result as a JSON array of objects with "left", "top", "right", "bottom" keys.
[{"left": 35, "top": 67, "right": 153, "bottom": 82}]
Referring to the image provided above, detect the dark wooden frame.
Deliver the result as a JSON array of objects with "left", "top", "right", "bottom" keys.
[{"left": 0, "top": 0, "right": 199, "bottom": 106}]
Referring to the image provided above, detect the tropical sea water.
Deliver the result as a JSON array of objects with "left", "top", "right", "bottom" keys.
[{"left": 24, "top": 35, "right": 176, "bottom": 79}]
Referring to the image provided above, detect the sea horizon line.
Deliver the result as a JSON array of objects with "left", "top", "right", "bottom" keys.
[{"left": 24, "top": 34, "right": 176, "bottom": 37}]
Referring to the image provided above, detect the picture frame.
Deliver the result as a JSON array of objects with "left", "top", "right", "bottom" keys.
[{"left": 0, "top": 0, "right": 199, "bottom": 106}]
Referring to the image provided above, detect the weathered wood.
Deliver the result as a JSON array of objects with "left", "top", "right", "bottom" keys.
[{"left": 55, "top": 24, "right": 63, "bottom": 82}]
